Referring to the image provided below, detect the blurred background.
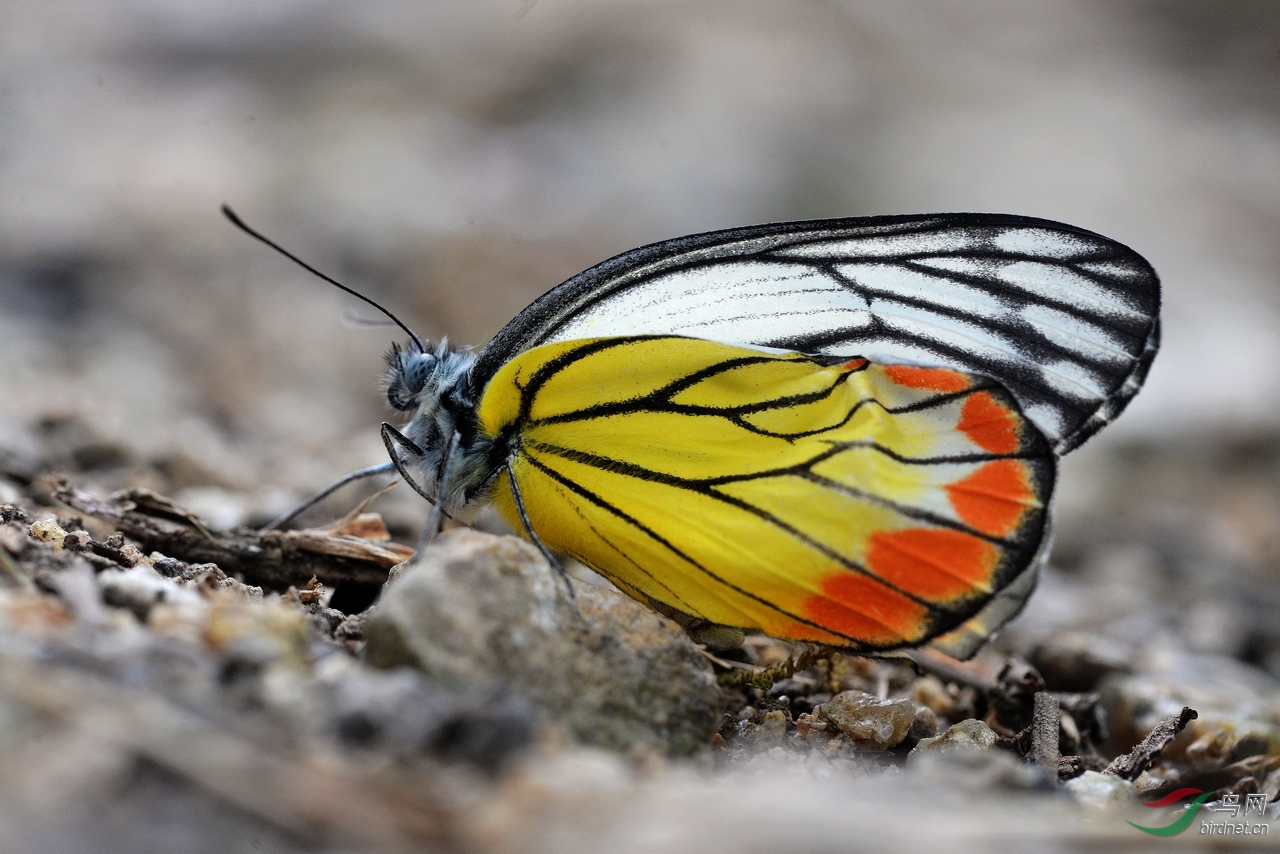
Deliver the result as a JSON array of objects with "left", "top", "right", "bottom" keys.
[{"left": 1, "top": 0, "right": 1279, "bottom": 570}]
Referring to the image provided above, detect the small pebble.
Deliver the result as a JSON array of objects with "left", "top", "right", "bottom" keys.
[
  {"left": 1064, "top": 770, "right": 1136, "bottom": 810},
  {"left": 750, "top": 710, "right": 788, "bottom": 746},
  {"left": 816, "top": 691, "right": 914, "bottom": 750},
  {"left": 909, "top": 719, "right": 997, "bottom": 758},
  {"left": 28, "top": 519, "right": 66, "bottom": 551},
  {"left": 908, "top": 705, "right": 939, "bottom": 742}
]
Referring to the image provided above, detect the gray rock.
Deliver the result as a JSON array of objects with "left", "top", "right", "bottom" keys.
[
  {"left": 364, "top": 529, "right": 723, "bottom": 756},
  {"left": 323, "top": 663, "right": 534, "bottom": 772}
]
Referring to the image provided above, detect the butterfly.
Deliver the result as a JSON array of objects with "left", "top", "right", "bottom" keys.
[{"left": 230, "top": 210, "right": 1160, "bottom": 658}]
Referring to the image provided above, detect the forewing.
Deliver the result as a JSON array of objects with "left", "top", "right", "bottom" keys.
[
  {"left": 479, "top": 336, "right": 1055, "bottom": 654},
  {"left": 472, "top": 214, "right": 1159, "bottom": 454}
]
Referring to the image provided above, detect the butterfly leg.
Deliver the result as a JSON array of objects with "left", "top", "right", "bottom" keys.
[
  {"left": 506, "top": 464, "right": 576, "bottom": 601},
  {"left": 415, "top": 432, "right": 459, "bottom": 550},
  {"left": 379, "top": 422, "right": 455, "bottom": 551},
  {"left": 259, "top": 461, "right": 397, "bottom": 531},
  {"left": 379, "top": 422, "right": 438, "bottom": 505}
]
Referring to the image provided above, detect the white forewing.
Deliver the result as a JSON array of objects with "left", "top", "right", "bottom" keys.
[
  {"left": 991, "top": 227, "right": 1092, "bottom": 259},
  {"left": 547, "top": 262, "right": 874, "bottom": 345},
  {"left": 474, "top": 213, "right": 1160, "bottom": 453},
  {"left": 1016, "top": 304, "right": 1131, "bottom": 361},
  {"left": 833, "top": 262, "right": 1009, "bottom": 314},
  {"left": 996, "top": 261, "right": 1148, "bottom": 318}
]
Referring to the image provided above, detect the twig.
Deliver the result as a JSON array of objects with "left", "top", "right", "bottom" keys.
[
  {"left": 121, "top": 488, "right": 215, "bottom": 539},
  {"left": 49, "top": 476, "right": 411, "bottom": 592},
  {"left": 1104, "top": 706, "right": 1198, "bottom": 781},
  {"left": 1029, "top": 691, "right": 1060, "bottom": 776},
  {"left": 904, "top": 647, "right": 997, "bottom": 691}
]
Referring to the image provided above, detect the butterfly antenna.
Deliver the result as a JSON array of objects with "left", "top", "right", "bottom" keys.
[{"left": 221, "top": 204, "right": 427, "bottom": 353}]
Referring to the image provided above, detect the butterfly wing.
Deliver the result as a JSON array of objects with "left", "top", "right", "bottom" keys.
[
  {"left": 478, "top": 336, "right": 1055, "bottom": 653},
  {"left": 472, "top": 214, "right": 1160, "bottom": 454}
]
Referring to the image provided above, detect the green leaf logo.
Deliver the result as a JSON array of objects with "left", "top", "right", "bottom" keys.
[{"left": 1127, "top": 789, "right": 1211, "bottom": 837}]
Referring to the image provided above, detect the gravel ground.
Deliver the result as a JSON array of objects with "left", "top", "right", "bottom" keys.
[{"left": 2, "top": 3, "right": 1280, "bottom": 851}]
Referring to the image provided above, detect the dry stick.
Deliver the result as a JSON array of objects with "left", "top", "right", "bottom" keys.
[
  {"left": 904, "top": 647, "right": 996, "bottom": 691},
  {"left": 50, "top": 477, "right": 410, "bottom": 591},
  {"left": 1029, "top": 691, "right": 1060, "bottom": 776},
  {"left": 1104, "top": 706, "right": 1198, "bottom": 781}
]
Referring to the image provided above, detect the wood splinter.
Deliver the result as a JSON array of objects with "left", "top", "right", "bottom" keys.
[
  {"left": 1104, "top": 706, "right": 1198, "bottom": 781},
  {"left": 48, "top": 475, "right": 412, "bottom": 592}
]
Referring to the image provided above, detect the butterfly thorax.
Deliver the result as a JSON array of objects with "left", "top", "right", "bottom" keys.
[{"left": 384, "top": 339, "right": 500, "bottom": 516}]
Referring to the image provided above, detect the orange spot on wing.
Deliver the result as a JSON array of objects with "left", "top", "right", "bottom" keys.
[
  {"left": 866, "top": 528, "right": 998, "bottom": 602},
  {"left": 756, "top": 616, "right": 850, "bottom": 647},
  {"left": 804, "top": 572, "right": 928, "bottom": 645},
  {"left": 958, "top": 391, "right": 1020, "bottom": 454},
  {"left": 842, "top": 358, "right": 868, "bottom": 371},
  {"left": 883, "top": 365, "right": 970, "bottom": 393},
  {"left": 946, "top": 460, "right": 1035, "bottom": 537}
]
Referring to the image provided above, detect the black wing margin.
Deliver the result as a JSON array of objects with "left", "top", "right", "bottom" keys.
[{"left": 472, "top": 213, "right": 1160, "bottom": 454}]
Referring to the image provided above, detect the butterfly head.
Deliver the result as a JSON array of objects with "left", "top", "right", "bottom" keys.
[
  {"left": 384, "top": 337, "right": 485, "bottom": 511},
  {"left": 219, "top": 206, "right": 493, "bottom": 513},
  {"left": 383, "top": 337, "right": 476, "bottom": 414},
  {"left": 385, "top": 339, "right": 439, "bottom": 411}
]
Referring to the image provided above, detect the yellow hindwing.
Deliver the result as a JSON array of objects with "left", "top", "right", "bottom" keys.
[{"left": 478, "top": 336, "right": 1055, "bottom": 652}]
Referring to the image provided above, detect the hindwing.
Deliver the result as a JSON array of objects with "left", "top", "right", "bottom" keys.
[{"left": 478, "top": 336, "right": 1055, "bottom": 653}]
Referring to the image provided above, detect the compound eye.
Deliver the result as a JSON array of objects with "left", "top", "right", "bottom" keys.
[
  {"left": 386, "top": 351, "right": 438, "bottom": 411},
  {"left": 403, "top": 353, "right": 437, "bottom": 394}
]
